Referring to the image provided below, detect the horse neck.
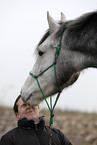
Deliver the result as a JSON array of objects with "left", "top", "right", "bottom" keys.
[
  {"left": 62, "top": 29, "right": 97, "bottom": 70},
  {"left": 61, "top": 44, "right": 97, "bottom": 73}
]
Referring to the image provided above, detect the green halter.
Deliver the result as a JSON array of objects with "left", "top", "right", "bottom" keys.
[{"left": 29, "top": 35, "right": 63, "bottom": 126}]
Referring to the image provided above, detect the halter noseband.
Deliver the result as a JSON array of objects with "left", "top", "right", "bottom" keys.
[{"left": 29, "top": 34, "right": 63, "bottom": 126}]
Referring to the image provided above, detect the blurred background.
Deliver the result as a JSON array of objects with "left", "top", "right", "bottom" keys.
[{"left": 0, "top": 0, "right": 97, "bottom": 112}]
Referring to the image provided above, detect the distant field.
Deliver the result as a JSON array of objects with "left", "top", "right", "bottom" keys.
[{"left": 0, "top": 106, "right": 97, "bottom": 145}]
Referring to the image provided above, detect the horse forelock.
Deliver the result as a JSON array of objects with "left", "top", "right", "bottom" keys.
[{"left": 55, "top": 22, "right": 67, "bottom": 38}]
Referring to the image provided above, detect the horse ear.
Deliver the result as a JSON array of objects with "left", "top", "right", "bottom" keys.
[
  {"left": 61, "top": 12, "right": 66, "bottom": 22},
  {"left": 47, "top": 11, "right": 59, "bottom": 33}
]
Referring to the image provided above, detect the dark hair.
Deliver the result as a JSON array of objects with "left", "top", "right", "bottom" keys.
[{"left": 13, "top": 95, "right": 21, "bottom": 113}]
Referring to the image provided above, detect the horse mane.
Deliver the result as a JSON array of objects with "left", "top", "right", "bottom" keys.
[
  {"left": 35, "top": 11, "right": 97, "bottom": 55},
  {"left": 37, "top": 11, "right": 97, "bottom": 46},
  {"left": 56, "top": 11, "right": 97, "bottom": 36},
  {"left": 56, "top": 11, "right": 97, "bottom": 55},
  {"left": 68, "top": 11, "right": 97, "bottom": 31}
]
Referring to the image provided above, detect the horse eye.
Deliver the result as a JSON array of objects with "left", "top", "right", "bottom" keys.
[{"left": 38, "top": 50, "right": 44, "bottom": 56}]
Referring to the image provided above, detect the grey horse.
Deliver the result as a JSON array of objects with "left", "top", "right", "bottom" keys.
[{"left": 21, "top": 11, "right": 97, "bottom": 106}]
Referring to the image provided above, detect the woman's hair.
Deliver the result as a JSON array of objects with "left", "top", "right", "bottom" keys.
[{"left": 13, "top": 95, "right": 21, "bottom": 113}]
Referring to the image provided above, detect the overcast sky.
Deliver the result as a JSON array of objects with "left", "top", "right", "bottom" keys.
[{"left": 0, "top": 0, "right": 97, "bottom": 112}]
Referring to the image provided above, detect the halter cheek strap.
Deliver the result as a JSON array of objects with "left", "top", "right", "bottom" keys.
[{"left": 29, "top": 34, "right": 63, "bottom": 126}]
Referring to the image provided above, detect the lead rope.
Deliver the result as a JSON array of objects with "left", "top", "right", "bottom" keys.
[
  {"left": 29, "top": 34, "right": 63, "bottom": 145},
  {"left": 49, "top": 125, "right": 52, "bottom": 145}
]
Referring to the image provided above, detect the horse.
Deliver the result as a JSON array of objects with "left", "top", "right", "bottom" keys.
[{"left": 21, "top": 11, "right": 97, "bottom": 106}]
